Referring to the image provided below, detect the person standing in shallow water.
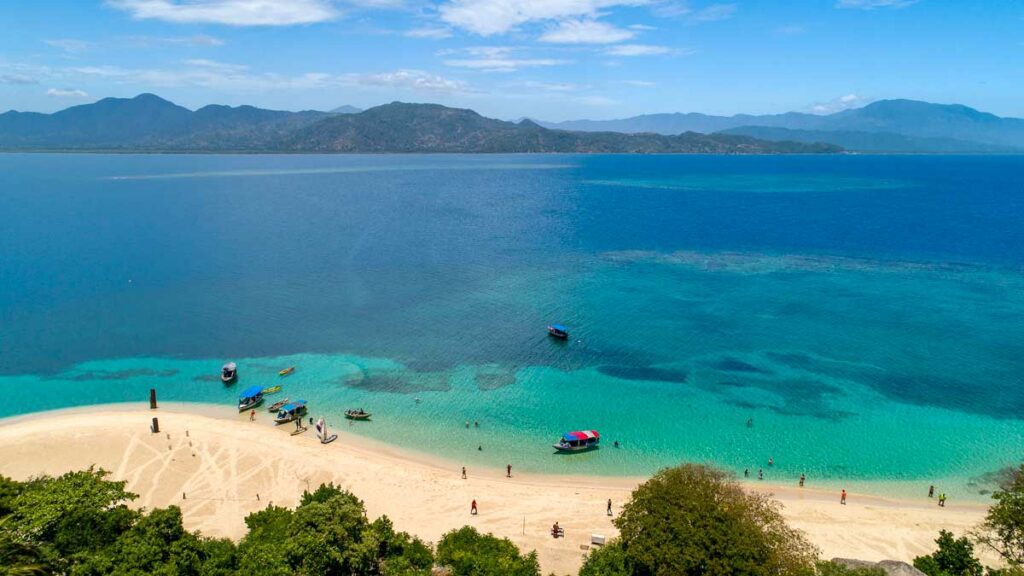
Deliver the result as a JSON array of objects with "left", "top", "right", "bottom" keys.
[
  {"left": 506, "top": 464, "right": 512, "bottom": 478},
  {"left": 841, "top": 490, "right": 847, "bottom": 505},
  {"left": 799, "top": 474, "right": 805, "bottom": 487},
  {"left": 758, "top": 468, "right": 763, "bottom": 480},
  {"left": 929, "top": 485, "right": 935, "bottom": 498},
  {"left": 249, "top": 409, "right": 255, "bottom": 422},
  {"left": 939, "top": 493, "right": 946, "bottom": 507},
  {"left": 744, "top": 468, "right": 749, "bottom": 478},
  {"left": 461, "top": 466, "right": 466, "bottom": 479}
]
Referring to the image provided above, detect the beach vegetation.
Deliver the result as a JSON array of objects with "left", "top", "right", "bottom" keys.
[
  {"left": 436, "top": 526, "right": 541, "bottom": 576},
  {"left": 974, "top": 464, "right": 1024, "bottom": 567},
  {"left": 580, "top": 463, "right": 819, "bottom": 576},
  {"left": 912, "top": 530, "right": 984, "bottom": 576}
]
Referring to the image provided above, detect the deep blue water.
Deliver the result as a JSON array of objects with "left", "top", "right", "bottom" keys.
[{"left": 1, "top": 153, "right": 1022, "bottom": 494}]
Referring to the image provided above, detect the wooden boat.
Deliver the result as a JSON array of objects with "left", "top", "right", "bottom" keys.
[
  {"left": 267, "top": 398, "right": 290, "bottom": 412},
  {"left": 344, "top": 409, "right": 372, "bottom": 421},
  {"left": 237, "top": 385, "right": 264, "bottom": 412},
  {"left": 279, "top": 367, "right": 295, "bottom": 377},
  {"left": 553, "top": 430, "right": 600, "bottom": 452},
  {"left": 547, "top": 324, "right": 569, "bottom": 340},
  {"left": 261, "top": 385, "right": 281, "bottom": 395},
  {"left": 274, "top": 400, "right": 308, "bottom": 424},
  {"left": 221, "top": 362, "right": 238, "bottom": 384}
]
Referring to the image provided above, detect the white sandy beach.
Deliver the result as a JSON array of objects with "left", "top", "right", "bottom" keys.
[{"left": 0, "top": 404, "right": 991, "bottom": 575}]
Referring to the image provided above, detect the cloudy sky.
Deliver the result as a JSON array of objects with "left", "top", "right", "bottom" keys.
[{"left": 0, "top": 0, "right": 1020, "bottom": 120}]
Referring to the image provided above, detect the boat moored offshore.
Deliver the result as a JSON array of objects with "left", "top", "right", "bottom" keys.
[
  {"left": 221, "top": 362, "right": 238, "bottom": 383},
  {"left": 547, "top": 324, "right": 569, "bottom": 339},
  {"left": 553, "top": 430, "right": 600, "bottom": 452},
  {"left": 237, "top": 385, "right": 264, "bottom": 412}
]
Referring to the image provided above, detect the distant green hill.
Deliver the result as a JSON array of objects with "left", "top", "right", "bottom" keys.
[
  {"left": 718, "top": 126, "right": 1022, "bottom": 153},
  {"left": 541, "top": 99, "right": 1024, "bottom": 152},
  {"left": 0, "top": 94, "right": 840, "bottom": 154}
]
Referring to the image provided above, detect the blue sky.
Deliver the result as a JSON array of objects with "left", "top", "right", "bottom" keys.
[{"left": 0, "top": 0, "right": 1020, "bottom": 120}]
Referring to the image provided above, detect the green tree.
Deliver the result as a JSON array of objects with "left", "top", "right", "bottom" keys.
[
  {"left": 913, "top": 530, "right": 984, "bottom": 576},
  {"left": 436, "top": 526, "right": 540, "bottom": 576},
  {"left": 581, "top": 464, "right": 818, "bottom": 576},
  {"left": 0, "top": 475, "right": 21, "bottom": 519},
  {"left": 975, "top": 464, "right": 1024, "bottom": 566}
]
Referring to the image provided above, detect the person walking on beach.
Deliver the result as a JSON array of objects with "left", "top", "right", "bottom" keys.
[
  {"left": 506, "top": 464, "right": 512, "bottom": 478},
  {"left": 607, "top": 499, "right": 613, "bottom": 516},
  {"left": 461, "top": 466, "right": 467, "bottom": 479},
  {"left": 939, "top": 493, "right": 946, "bottom": 507},
  {"left": 799, "top": 474, "right": 805, "bottom": 488},
  {"left": 840, "top": 490, "right": 847, "bottom": 505},
  {"left": 470, "top": 499, "right": 478, "bottom": 515},
  {"left": 249, "top": 409, "right": 255, "bottom": 422},
  {"left": 928, "top": 485, "right": 935, "bottom": 498}
]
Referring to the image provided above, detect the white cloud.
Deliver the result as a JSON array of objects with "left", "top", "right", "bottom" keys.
[
  {"left": 690, "top": 3, "right": 734, "bottom": 21},
  {"left": 622, "top": 79, "right": 655, "bottom": 86},
  {"left": 45, "top": 39, "right": 92, "bottom": 53},
  {"left": 604, "top": 43, "right": 673, "bottom": 56},
  {"left": 106, "top": 0, "right": 340, "bottom": 26},
  {"left": 539, "top": 19, "right": 634, "bottom": 44},
  {"left": 628, "top": 23, "right": 656, "bottom": 30},
  {"left": 405, "top": 27, "right": 453, "bottom": 39},
  {"left": 340, "top": 69, "right": 469, "bottom": 93},
  {"left": 652, "top": 1, "right": 736, "bottom": 22},
  {"left": 46, "top": 88, "right": 90, "bottom": 98},
  {"left": 442, "top": 46, "right": 568, "bottom": 72},
  {"left": 835, "top": 0, "right": 917, "bottom": 8},
  {"left": 0, "top": 73, "right": 39, "bottom": 85},
  {"left": 515, "top": 80, "right": 582, "bottom": 92},
  {"left": 70, "top": 62, "right": 335, "bottom": 92},
  {"left": 439, "top": 0, "right": 648, "bottom": 36},
  {"left": 809, "top": 93, "right": 871, "bottom": 114},
  {"left": 126, "top": 34, "right": 226, "bottom": 46}
]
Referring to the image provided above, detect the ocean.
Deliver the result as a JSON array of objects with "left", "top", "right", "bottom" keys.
[{"left": 1, "top": 153, "right": 1022, "bottom": 498}]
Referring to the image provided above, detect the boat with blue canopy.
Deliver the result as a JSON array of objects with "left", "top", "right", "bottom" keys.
[
  {"left": 274, "top": 400, "right": 308, "bottom": 424},
  {"left": 553, "top": 430, "right": 600, "bottom": 452},
  {"left": 237, "top": 385, "right": 264, "bottom": 411},
  {"left": 547, "top": 324, "right": 569, "bottom": 339}
]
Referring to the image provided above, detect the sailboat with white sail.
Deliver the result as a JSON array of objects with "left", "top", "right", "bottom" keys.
[{"left": 315, "top": 416, "right": 338, "bottom": 444}]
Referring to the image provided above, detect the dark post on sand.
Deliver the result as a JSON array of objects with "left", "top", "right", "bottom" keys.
[
  {"left": 151, "top": 417, "right": 160, "bottom": 434},
  {"left": 149, "top": 388, "right": 158, "bottom": 409}
]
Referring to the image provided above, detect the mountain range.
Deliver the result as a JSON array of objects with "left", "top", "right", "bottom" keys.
[
  {"left": 0, "top": 94, "right": 837, "bottom": 154},
  {"left": 539, "top": 100, "right": 1024, "bottom": 153}
]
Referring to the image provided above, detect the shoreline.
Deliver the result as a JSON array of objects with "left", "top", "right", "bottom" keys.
[{"left": 0, "top": 403, "right": 993, "bottom": 573}]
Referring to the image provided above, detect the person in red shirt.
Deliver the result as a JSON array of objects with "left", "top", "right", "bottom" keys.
[
  {"left": 840, "top": 490, "right": 847, "bottom": 505},
  {"left": 471, "top": 499, "right": 478, "bottom": 515}
]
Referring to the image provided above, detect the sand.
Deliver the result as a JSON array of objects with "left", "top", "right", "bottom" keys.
[{"left": 0, "top": 404, "right": 991, "bottom": 575}]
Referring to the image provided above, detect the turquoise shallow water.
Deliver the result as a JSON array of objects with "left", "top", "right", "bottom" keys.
[{"left": 1, "top": 153, "right": 1022, "bottom": 500}]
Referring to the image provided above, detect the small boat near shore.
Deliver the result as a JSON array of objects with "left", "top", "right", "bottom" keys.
[
  {"left": 553, "top": 430, "right": 600, "bottom": 452},
  {"left": 261, "top": 385, "right": 281, "bottom": 395},
  {"left": 344, "top": 409, "right": 372, "bottom": 421},
  {"left": 274, "top": 400, "right": 307, "bottom": 424},
  {"left": 279, "top": 367, "right": 295, "bottom": 377},
  {"left": 267, "top": 398, "right": 290, "bottom": 412},
  {"left": 221, "top": 362, "right": 238, "bottom": 384},
  {"left": 237, "top": 385, "right": 264, "bottom": 412},
  {"left": 547, "top": 324, "right": 569, "bottom": 340}
]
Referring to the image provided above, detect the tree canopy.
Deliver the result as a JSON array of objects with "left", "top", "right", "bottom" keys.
[
  {"left": 975, "top": 464, "right": 1024, "bottom": 567},
  {"left": 580, "top": 463, "right": 819, "bottom": 576}
]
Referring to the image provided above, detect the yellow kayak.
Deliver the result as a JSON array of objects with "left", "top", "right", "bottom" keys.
[
  {"left": 279, "top": 367, "right": 296, "bottom": 377},
  {"left": 262, "top": 385, "right": 282, "bottom": 395}
]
